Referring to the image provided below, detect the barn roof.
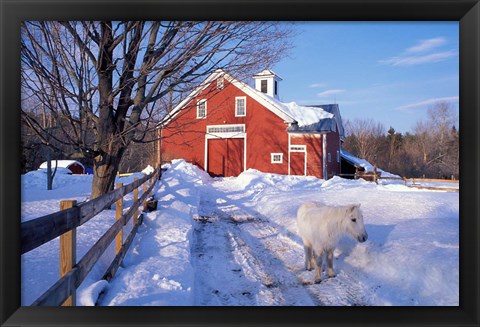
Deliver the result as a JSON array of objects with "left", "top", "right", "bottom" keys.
[
  {"left": 39, "top": 160, "right": 85, "bottom": 170},
  {"left": 160, "top": 69, "right": 345, "bottom": 138},
  {"left": 252, "top": 69, "right": 283, "bottom": 80}
]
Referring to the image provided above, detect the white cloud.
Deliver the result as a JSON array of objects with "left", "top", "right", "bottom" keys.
[
  {"left": 396, "top": 96, "right": 459, "bottom": 110},
  {"left": 406, "top": 37, "right": 447, "bottom": 53},
  {"left": 317, "top": 89, "right": 346, "bottom": 97},
  {"left": 309, "top": 83, "right": 327, "bottom": 88},
  {"left": 379, "top": 50, "right": 457, "bottom": 66},
  {"left": 379, "top": 36, "right": 457, "bottom": 66}
]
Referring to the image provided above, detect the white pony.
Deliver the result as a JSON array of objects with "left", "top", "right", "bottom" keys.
[{"left": 297, "top": 202, "right": 368, "bottom": 283}]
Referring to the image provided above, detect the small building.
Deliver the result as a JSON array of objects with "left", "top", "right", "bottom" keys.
[
  {"left": 39, "top": 160, "right": 85, "bottom": 175},
  {"left": 340, "top": 149, "right": 381, "bottom": 181},
  {"left": 160, "top": 69, "right": 345, "bottom": 179}
]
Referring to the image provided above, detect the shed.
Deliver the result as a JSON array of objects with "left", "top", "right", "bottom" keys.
[
  {"left": 39, "top": 160, "right": 85, "bottom": 175},
  {"left": 340, "top": 149, "right": 381, "bottom": 181}
]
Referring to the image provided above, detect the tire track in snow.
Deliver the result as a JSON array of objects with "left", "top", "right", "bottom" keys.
[{"left": 191, "top": 217, "right": 257, "bottom": 305}]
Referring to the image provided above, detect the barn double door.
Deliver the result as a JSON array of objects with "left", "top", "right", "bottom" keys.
[{"left": 207, "top": 138, "right": 244, "bottom": 177}]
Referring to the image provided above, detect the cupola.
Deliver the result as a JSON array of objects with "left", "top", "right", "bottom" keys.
[{"left": 252, "top": 69, "right": 282, "bottom": 100}]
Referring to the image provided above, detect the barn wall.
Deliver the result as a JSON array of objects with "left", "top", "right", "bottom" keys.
[{"left": 162, "top": 77, "right": 289, "bottom": 176}]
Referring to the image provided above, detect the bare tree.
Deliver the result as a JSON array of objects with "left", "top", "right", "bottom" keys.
[
  {"left": 343, "top": 118, "right": 385, "bottom": 163},
  {"left": 21, "top": 21, "right": 294, "bottom": 197},
  {"left": 425, "top": 101, "right": 459, "bottom": 178}
]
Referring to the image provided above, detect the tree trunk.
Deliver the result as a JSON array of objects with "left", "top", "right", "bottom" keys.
[{"left": 90, "top": 140, "right": 126, "bottom": 199}]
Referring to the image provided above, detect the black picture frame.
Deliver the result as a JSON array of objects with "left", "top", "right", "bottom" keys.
[{"left": 1, "top": 0, "right": 478, "bottom": 326}]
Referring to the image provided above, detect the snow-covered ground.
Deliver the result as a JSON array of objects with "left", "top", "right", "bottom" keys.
[{"left": 21, "top": 160, "right": 459, "bottom": 306}]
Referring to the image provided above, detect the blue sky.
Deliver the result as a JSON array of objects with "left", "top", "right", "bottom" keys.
[{"left": 272, "top": 22, "right": 459, "bottom": 133}]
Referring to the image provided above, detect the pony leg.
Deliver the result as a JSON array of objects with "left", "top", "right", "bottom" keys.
[
  {"left": 326, "top": 249, "right": 336, "bottom": 278},
  {"left": 303, "top": 241, "right": 313, "bottom": 271},
  {"left": 313, "top": 250, "right": 324, "bottom": 284}
]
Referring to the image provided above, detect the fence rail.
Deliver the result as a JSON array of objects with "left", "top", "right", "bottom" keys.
[
  {"left": 337, "top": 173, "right": 459, "bottom": 192},
  {"left": 23, "top": 168, "right": 161, "bottom": 306}
]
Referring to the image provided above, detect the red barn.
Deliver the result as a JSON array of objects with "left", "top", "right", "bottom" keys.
[{"left": 161, "top": 69, "right": 344, "bottom": 179}]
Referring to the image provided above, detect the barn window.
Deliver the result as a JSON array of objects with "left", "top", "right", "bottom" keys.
[
  {"left": 274, "top": 81, "right": 278, "bottom": 95},
  {"left": 271, "top": 153, "right": 283, "bottom": 164},
  {"left": 290, "top": 145, "right": 306, "bottom": 152},
  {"left": 328, "top": 153, "right": 332, "bottom": 162},
  {"left": 337, "top": 150, "right": 340, "bottom": 163},
  {"left": 207, "top": 124, "right": 245, "bottom": 134},
  {"left": 235, "top": 97, "right": 246, "bottom": 117},
  {"left": 261, "top": 80, "right": 268, "bottom": 93},
  {"left": 197, "top": 99, "right": 207, "bottom": 119},
  {"left": 217, "top": 77, "right": 224, "bottom": 89}
]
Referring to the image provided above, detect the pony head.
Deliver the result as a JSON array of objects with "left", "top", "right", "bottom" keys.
[{"left": 344, "top": 204, "right": 368, "bottom": 243}]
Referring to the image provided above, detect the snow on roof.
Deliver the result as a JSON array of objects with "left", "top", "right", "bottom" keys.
[
  {"left": 340, "top": 149, "right": 373, "bottom": 172},
  {"left": 247, "top": 90, "right": 335, "bottom": 128},
  {"left": 39, "top": 160, "right": 85, "bottom": 170},
  {"left": 280, "top": 102, "right": 334, "bottom": 127}
]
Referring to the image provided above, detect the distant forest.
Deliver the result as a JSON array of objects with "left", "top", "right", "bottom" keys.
[{"left": 342, "top": 102, "right": 459, "bottom": 179}]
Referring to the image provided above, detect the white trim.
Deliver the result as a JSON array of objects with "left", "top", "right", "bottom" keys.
[
  {"left": 271, "top": 153, "right": 283, "bottom": 164},
  {"left": 235, "top": 96, "right": 247, "bottom": 117},
  {"left": 196, "top": 99, "right": 207, "bottom": 119}
]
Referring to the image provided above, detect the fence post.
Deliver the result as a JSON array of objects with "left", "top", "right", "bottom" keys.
[
  {"left": 59, "top": 199, "right": 77, "bottom": 306},
  {"left": 115, "top": 183, "right": 123, "bottom": 255},
  {"left": 143, "top": 178, "right": 147, "bottom": 208},
  {"left": 133, "top": 178, "right": 139, "bottom": 225}
]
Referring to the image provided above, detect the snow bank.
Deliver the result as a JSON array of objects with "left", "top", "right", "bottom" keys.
[{"left": 99, "top": 160, "right": 209, "bottom": 306}]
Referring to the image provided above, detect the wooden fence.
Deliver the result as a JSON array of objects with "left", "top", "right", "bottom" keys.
[
  {"left": 21, "top": 168, "right": 161, "bottom": 306},
  {"left": 338, "top": 173, "right": 459, "bottom": 192}
]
